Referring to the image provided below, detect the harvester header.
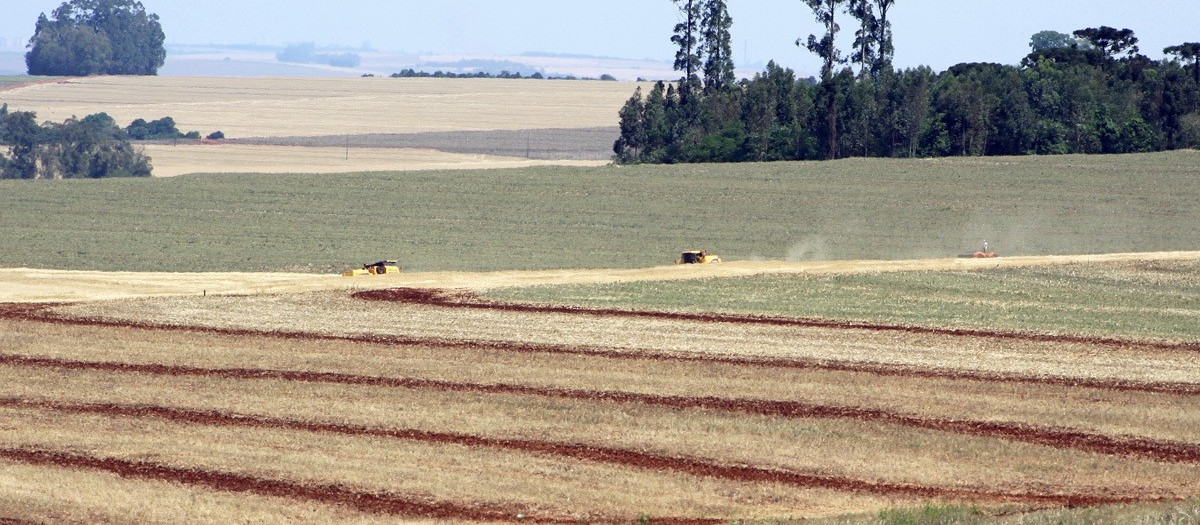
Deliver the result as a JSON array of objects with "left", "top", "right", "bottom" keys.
[{"left": 343, "top": 260, "right": 400, "bottom": 277}]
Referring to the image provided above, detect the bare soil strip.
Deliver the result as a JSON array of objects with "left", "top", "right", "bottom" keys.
[
  {"left": 4, "top": 353, "right": 1198, "bottom": 466},
  {"left": 5, "top": 303, "right": 1196, "bottom": 397},
  {"left": 0, "top": 397, "right": 1147, "bottom": 507},
  {"left": 353, "top": 288, "right": 1200, "bottom": 353},
  {"left": 0, "top": 447, "right": 622, "bottom": 524}
]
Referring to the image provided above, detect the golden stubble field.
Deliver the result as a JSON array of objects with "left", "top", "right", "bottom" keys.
[
  {"left": 1, "top": 76, "right": 642, "bottom": 137},
  {"left": 2, "top": 254, "right": 1199, "bottom": 522},
  {"left": 1, "top": 76, "right": 641, "bottom": 175}
]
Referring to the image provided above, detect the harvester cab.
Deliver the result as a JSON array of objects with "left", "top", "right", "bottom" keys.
[
  {"left": 342, "top": 260, "right": 400, "bottom": 277},
  {"left": 677, "top": 250, "right": 721, "bottom": 265}
]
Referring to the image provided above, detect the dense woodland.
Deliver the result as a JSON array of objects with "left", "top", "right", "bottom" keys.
[{"left": 614, "top": 0, "right": 1200, "bottom": 163}]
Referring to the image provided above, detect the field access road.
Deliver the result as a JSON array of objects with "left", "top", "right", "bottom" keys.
[{"left": 2, "top": 251, "right": 1199, "bottom": 303}]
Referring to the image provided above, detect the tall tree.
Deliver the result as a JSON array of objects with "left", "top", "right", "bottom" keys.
[
  {"left": 1164, "top": 43, "right": 1200, "bottom": 84},
  {"left": 800, "top": 0, "right": 844, "bottom": 78},
  {"left": 847, "top": 0, "right": 877, "bottom": 77},
  {"left": 671, "top": 0, "right": 703, "bottom": 93},
  {"left": 800, "top": 0, "right": 845, "bottom": 159},
  {"left": 871, "top": 0, "right": 896, "bottom": 74},
  {"left": 1073, "top": 26, "right": 1139, "bottom": 60},
  {"left": 27, "top": 0, "right": 166, "bottom": 76},
  {"left": 700, "top": 0, "right": 735, "bottom": 93}
]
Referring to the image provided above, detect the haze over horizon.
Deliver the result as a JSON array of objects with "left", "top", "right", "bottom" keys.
[{"left": 1, "top": 1, "right": 1196, "bottom": 78}]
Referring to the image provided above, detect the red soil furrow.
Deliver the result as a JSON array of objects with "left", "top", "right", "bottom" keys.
[
  {"left": 0, "top": 397, "right": 1161, "bottom": 507},
  {"left": 3, "top": 302, "right": 1197, "bottom": 397},
  {"left": 354, "top": 288, "right": 1200, "bottom": 354},
  {"left": 4, "top": 353, "right": 1199, "bottom": 466},
  {"left": 0, "top": 447, "right": 571, "bottom": 523}
]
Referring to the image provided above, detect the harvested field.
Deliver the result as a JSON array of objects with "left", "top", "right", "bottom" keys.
[
  {"left": 1, "top": 76, "right": 635, "bottom": 176},
  {"left": 0, "top": 76, "right": 643, "bottom": 138},
  {"left": 2, "top": 314, "right": 1198, "bottom": 521},
  {"left": 3, "top": 252, "right": 1199, "bottom": 521}
]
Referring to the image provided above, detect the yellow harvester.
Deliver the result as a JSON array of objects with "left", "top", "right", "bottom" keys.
[
  {"left": 676, "top": 250, "right": 721, "bottom": 264},
  {"left": 342, "top": 260, "right": 400, "bottom": 277}
]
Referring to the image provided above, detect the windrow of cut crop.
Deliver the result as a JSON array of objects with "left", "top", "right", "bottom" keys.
[
  {"left": 4, "top": 353, "right": 1200, "bottom": 465},
  {"left": 2, "top": 397, "right": 1157, "bottom": 507},
  {"left": 0, "top": 447, "right": 581, "bottom": 523},
  {"left": 3, "top": 302, "right": 1197, "bottom": 397}
]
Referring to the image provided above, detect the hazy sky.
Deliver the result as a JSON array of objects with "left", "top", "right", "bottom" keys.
[{"left": 1, "top": 1, "right": 1195, "bottom": 76}]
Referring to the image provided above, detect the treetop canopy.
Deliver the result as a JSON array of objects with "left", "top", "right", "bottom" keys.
[{"left": 26, "top": 0, "right": 166, "bottom": 76}]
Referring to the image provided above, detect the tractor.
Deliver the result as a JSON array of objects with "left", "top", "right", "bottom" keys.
[
  {"left": 342, "top": 260, "right": 400, "bottom": 277},
  {"left": 677, "top": 250, "right": 721, "bottom": 264}
]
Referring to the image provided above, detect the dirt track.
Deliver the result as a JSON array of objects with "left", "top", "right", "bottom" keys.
[{"left": 4, "top": 251, "right": 1199, "bottom": 303}]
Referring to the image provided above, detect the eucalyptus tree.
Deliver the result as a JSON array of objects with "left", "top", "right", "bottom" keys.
[
  {"left": 871, "top": 0, "right": 896, "bottom": 74},
  {"left": 700, "top": 0, "right": 735, "bottom": 93},
  {"left": 799, "top": 0, "right": 846, "bottom": 158},
  {"left": 847, "top": 0, "right": 876, "bottom": 77},
  {"left": 676, "top": 0, "right": 700, "bottom": 88}
]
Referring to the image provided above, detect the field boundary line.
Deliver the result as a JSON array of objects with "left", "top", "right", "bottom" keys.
[
  {"left": 4, "top": 355, "right": 1200, "bottom": 465},
  {"left": 353, "top": 288, "right": 1200, "bottom": 353},
  {"left": 0, "top": 396, "right": 1168, "bottom": 507},
  {"left": 3, "top": 302, "right": 1198, "bottom": 397}
]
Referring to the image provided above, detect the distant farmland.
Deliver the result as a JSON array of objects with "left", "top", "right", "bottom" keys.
[{"left": 0, "top": 76, "right": 641, "bottom": 175}]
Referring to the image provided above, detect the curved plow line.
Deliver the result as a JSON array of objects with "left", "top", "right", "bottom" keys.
[
  {"left": 4, "top": 354, "right": 1200, "bottom": 465},
  {"left": 0, "top": 397, "right": 1152, "bottom": 507},
  {"left": 3, "top": 304, "right": 1198, "bottom": 397},
  {"left": 0, "top": 447, "right": 589, "bottom": 523},
  {"left": 353, "top": 288, "right": 1200, "bottom": 353}
]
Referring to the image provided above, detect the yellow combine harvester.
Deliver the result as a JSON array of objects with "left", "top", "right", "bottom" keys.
[
  {"left": 677, "top": 250, "right": 721, "bottom": 264},
  {"left": 342, "top": 260, "right": 400, "bottom": 277}
]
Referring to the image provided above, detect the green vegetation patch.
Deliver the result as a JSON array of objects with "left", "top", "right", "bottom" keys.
[
  {"left": 483, "top": 259, "right": 1200, "bottom": 342},
  {"left": 0, "top": 152, "right": 1198, "bottom": 273}
]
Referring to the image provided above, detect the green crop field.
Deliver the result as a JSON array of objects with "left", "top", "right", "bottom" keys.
[
  {"left": 0, "top": 151, "right": 1198, "bottom": 273},
  {"left": 484, "top": 258, "right": 1200, "bottom": 342}
]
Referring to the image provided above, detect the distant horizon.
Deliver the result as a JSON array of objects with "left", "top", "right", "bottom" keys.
[{"left": 1, "top": 1, "right": 1196, "bottom": 79}]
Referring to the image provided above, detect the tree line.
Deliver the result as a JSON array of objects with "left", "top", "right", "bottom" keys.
[
  {"left": 0, "top": 105, "right": 152, "bottom": 179},
  {"left": 0, "top": 106, "right": 218, "bottom": 179},
  {"left": 614, "top": 1, "right": 1200, "bottom": 163}
]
